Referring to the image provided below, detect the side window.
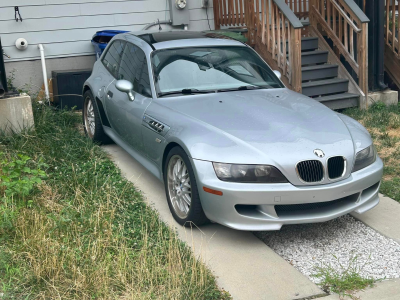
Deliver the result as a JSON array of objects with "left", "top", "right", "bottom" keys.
[
  {"left": 118, "top": 42, "right": 152, "bottom": 97},
  {"left": 102, "top": 40, "right": 125, "bottom": 78}
]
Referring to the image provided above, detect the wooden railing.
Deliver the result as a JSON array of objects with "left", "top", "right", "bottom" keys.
[
  {"left": 285, "top": 0, "right": 309, "bottom": 19},
  {"left": 213, "top": 0, "right": 303, "bottom": 92},
  {"left": 213, "top": 0, "right": 246, "bottom": 29},
  {"left": 309, "top": 0, "right": 369, "bottom": 106},
  {"left": 383, "top": 1, "right": 400, "bottom": 90},
  {"left": 384, "top": 0, "right": 400, "bottom": 57}
]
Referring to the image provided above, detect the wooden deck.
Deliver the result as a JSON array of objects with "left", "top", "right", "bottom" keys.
[
  {"left": 384, "top": 0, "right": 400, "bottom": 90},
  {"left": 213, "top": 0, "right": 370, "bottom": 109}
]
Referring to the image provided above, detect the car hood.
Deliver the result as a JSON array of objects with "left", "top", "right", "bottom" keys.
[{"left": 158, "top": 89, "right": 357, "bottom": 184}]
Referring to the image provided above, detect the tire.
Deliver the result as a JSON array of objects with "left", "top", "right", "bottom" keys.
[
  {"left": 164, "top": 146, "right": 208, "bottom": 227},
  {"left": 82, "top": 90, "right": 112, "bottom": 144}
]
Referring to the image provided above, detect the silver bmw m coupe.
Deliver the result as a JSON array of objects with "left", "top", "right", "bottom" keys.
[{"left": 83, "top": 31, "right": 383, "bottom": 231}]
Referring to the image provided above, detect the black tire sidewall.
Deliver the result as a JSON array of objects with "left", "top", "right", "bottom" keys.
[
  {"left": 82, "top": 90, "right": 110, "bottom": 144},
  {"left": 163, "top": 146, "right": 207, "bottom": 226}
]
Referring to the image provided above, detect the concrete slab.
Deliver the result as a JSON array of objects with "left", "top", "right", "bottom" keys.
[
  {"left": 367, "top": 90, "right": 398, "bottom": 107},
  {"left": 103, "top": 144, "right": 324, "bottom": 300},
  {"left": 320, "top": 279, "right": 400, "bottom": 300},
  {"left": 318, "top": 295, "right": 340, "bottom": 300},
  {"left": 0, "top": 94, "right": 34, "bottom": 134},
  {"left": 354, "top": 279, "right": 400, "bottom": 300},
  {"left": 351, "top": 195, "right": 400, "bottom": 243}
]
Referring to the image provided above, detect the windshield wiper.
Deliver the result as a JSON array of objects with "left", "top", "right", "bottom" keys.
[
  {"left": 158, "top": 88, "right": 215, "bottom": 98},
  {"left": 216, "top": 85, "right": 270, "bottom": 92}
]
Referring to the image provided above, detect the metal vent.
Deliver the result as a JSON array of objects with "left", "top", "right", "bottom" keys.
[
  {"left": 149, "top": 120, "right": 164, "bottom": 132},
  {"left": 296, "top": 160, "right": 324, "bottom": 183},
  {"left": 328, "top": 156, "right": 345, "bottom": 179}
]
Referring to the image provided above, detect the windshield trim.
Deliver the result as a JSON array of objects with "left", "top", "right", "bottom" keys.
[{"left": 151, "top": 45, "right": 284, "bottom": 99}]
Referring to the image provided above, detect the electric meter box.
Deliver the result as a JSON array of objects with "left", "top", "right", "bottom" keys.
[{"left": 169, "top": 0, "right": 189, "bottom": 26}]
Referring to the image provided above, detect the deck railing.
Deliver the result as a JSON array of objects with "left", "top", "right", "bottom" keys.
[
  {"left": 213, "top": 0, "right": 303, "bottom": 92},
  {"left": 285, "top": 0, "right": 309, "bottom": 19},
  {"left": 384, "top": 0, "right": 400, "bottom": 56},
  {"left": 309, "top": 0, "right": 369, "bottom": 105},
  {"left": 213, "top": 0, "right": 369, "bottom": 103},
  {"left": 213, "top": 0, "right": 246, "bottom": 28}
]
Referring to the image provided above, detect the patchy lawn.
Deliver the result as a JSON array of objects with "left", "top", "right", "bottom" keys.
[
  {"left": 0, "top": 104, "right": 230, "bottom": 300},
  {"left": 343, "top": 102, "right": 400, "bottom": 203}
]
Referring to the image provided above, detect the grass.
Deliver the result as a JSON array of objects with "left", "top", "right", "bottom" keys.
[
  {"left": 312, "top": 256, "right": 375, "bottom": 300},
  {"left": 343, "top": 102, "right": 400, "bottom": 203},
  {"left": 0, "top": 103, "right": 230, "bottom": 300}
]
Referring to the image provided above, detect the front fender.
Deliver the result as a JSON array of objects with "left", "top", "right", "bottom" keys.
[{"left": 337, "top": 113, "right": 373, "bottom": 153}]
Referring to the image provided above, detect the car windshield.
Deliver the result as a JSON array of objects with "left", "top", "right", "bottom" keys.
[{"left": 151, "top": 46, "right": 284, "bottom": 97}]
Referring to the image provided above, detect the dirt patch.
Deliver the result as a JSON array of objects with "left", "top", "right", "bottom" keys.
[
  {"left": 378, "top": 144, "right": 400, "bottom": 159},
  {"left": 387, "top": 128, "right": 400, "bottom": 138}
]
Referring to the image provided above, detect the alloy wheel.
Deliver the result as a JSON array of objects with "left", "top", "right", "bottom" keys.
[
  {"left": 167, "top": 155, "right": 192, "bottom": 219},
  {"left": 84, "top": 97, "right": 95, "bottom": 138}
]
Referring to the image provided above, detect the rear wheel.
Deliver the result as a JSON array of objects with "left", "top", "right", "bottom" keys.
[
  {"left": 82, "top": 90, "right": 111, "bottom": 144},
  {"left": 164, "top": 147, "right": 208, "bottom": 227}
]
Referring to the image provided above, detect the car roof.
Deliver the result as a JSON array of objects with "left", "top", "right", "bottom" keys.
[{"left": 122, "top": 30, "right": 246, "bottom": 50}]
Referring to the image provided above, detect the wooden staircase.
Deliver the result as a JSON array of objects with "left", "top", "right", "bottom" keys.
[
  {"left": 300, "top": 36, "right": 360, "bottom": 110},
  {"left": 213, "top": 0, "right": 370, "bottom": 110},
  {"left": 384, "top": 0, "right": 400, "bottom": 91}
]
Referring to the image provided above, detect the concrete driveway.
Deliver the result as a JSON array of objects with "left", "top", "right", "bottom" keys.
[
  {"left": 103, "top": 144, "right": 400, "bottom": 300},
  {"left": 103, "top": 144, "right": 324, "bottom": 300}
]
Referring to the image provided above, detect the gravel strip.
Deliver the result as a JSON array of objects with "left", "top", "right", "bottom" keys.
[{"left": 254, "top": 215, "right": 400, "bottom": 283}]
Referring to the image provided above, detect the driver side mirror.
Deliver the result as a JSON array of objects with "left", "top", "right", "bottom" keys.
[
  {"left": 273, "top": 70, "right": 282, "bottom": 80},
  {"left": 116, "top": 79, "right": 135, "bottom": 101}
]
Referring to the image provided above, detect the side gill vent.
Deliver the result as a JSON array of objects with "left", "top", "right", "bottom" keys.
[{"left": 149, "top": 120, "right": 164, "bottom": 133}]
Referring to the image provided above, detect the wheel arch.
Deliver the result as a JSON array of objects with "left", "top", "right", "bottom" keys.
[
  {"left": 162, "top": 142, "right": 182, "bottom": 177},
  {"left": 83, "top": 84, "right": 91, "bottom": 95},
  {"left": 83, "top": 86, "right": 111, "bottom": 128}
]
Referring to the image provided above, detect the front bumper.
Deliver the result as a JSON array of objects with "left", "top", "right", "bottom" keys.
[{"left": 192, "top": 157, "right": 383, "bottom": 231}]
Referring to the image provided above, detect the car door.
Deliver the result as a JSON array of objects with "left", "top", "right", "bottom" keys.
[
  {"left": 105, "top": 41, "right": 153, "bottom": 152},
  {"left": 101, "top": 39, "right": 126, "bottom": 134}
]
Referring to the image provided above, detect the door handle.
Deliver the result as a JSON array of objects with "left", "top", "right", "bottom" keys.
[{"left": 107, "top": 91, "right": 113, "bottom": 98}]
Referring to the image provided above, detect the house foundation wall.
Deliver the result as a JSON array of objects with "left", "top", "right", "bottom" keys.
[
  {"left": 4, "top": 55, "right": 96, "bottom": 94},
  {"left": 368, "top": 90, "right": 399, "bottom": 107}
]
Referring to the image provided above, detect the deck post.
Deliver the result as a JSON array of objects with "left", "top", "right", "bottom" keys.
[
  {"left": 213, "top": 0, "right": 221, "bottom": 30},
  {"left": 358, "top": 22, "right": 368, "bottom": 109},
  {"left": 290, "top": 26, "right": 302, "bottom": 93}
]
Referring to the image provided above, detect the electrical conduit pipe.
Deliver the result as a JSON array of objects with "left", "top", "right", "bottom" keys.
[{"left": 37, "top": 44, "right": 50, "bottom": 101}]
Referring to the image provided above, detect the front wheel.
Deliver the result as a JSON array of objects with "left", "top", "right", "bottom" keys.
[{"left": 164, "top": 147, "right": 208, "bottom": 227}]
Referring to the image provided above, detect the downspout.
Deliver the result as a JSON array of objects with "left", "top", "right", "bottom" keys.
[
  {"left": 376, "top": 0, "right": 387, "bottom": 90},
  {"left": 0, "top": 38, "right": 8, "bottom": 98},
  {"left": 37, "top": 44, "right": 50, "bottom": 101}
]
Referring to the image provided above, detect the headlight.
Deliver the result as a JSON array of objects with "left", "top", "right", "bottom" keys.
[
  {"left": 352, "top": 145, "right": 376, "bottom": 172},
  {"left": 212, "top": 163, "right": 288, "bottom": 183}
]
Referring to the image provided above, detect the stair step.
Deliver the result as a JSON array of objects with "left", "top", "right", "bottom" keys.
[
  {"left": 314, "top": 93, "right": 360, "bottom": 110},
  {"left": 302, "top": 78, "right": 349, "bottom": 97},
  {"left": 301, "top": 50, "right": 329, "bottom": 66},
  {"left": 282, "top": 37, "right": 319, "bottom": 53},
  {"left": 302, "top": 64, "right": 339, "bottom": 81},
  {"left": 301, "top": 37, "right": 319, "bottom": 52}
]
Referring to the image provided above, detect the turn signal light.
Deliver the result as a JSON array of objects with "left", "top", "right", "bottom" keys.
[{"left": 203, "top": 186, "right": 223, "bottom": 196}]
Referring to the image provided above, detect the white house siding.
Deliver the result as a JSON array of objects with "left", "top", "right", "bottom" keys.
[{"left": 1, "top": 0, "right": 214, "bottom": 89}]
